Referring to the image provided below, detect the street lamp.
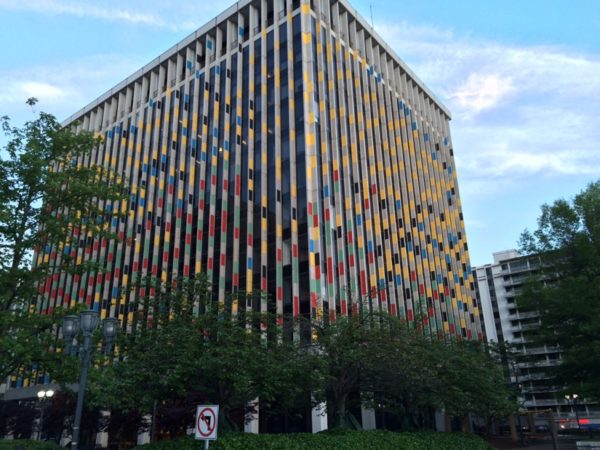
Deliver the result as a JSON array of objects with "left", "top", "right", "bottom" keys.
[
  {"left": 564, "top": 394, "right": 581, "bottom": 431},
  {"left": 37, "top": 389, "right": 55, "bottom": 440},
  {"left": 62, "top": 311, "right": 119, "bottom": 450}
]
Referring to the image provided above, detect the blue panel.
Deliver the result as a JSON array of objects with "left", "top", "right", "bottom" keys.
[
  {"left": 215, "top": 65, "right": 220, "bottom": 75},
  {"left": 407, "top": 242, "right": 413, "bottom": 251},
  {"left": 224, "top": 140, "right": 229, "bottom": 151},
  {"left": 207, "top": 40, "right": 213, "bottom": 50},
  {"left": 112, "top": 287, "right": 119, "bottom": 298},
  {"left": 177, "top": 199, "right": 183, "bottom": 208},
  {"left": 212, "top": 146, "right": 218, "bottom": 156},
  {"left": 445, "top": 254, "right": 451, "bottom": 263},
  {"left": 151, "top": 168, "right": 157, "bottom": 176},
  {"left": 237, "top": 116, "right": 242, "bottom": 125},
  {"left": 213, "top": 127, "right": 218, "bottom": 137},
  {"left": 432, "top": 239, "right": 438, "bottom": 248},
  {"left": 432, "top": 152, "right": 437, "bottom": 160},
  {"left": 422, "top": 249, "right": 427, "bottom": 259},
  {"left": 356, "top": 214, "right": 362, "bottom": 226},
  {"left": 396, "top": 275, "right": 402, "bottom": 286},
  {"left": 139, "top": 198, "right": 145, "bottom": 206},
  {"left": 396, "top": 199, "right": 402, "bottom": 209},
  {"left": 201, "top": 152, "right": 207, "bottom": 161},
  {"left": 239, "top": 26, "right": 244, "bottom": 36},
  {"left": 247, "top": 257, "right": 253, "bottom": 269},
  {"left": 379, "top": 279, "right": 386, "bottom": 288},
  {"left": 169, "top": 175, "right": 175, "bottom": 184},
  {"left": 448, "top": 166, "right": 453, "bottom": 174},
  {"left": 367, "top": 241, "right": 373, "bottom": 252},
  {"left": 111, "top": 218, "right": 118, "bottom": 227},
  {"left": 130, "top": 125, "right": 136, "bottom": 133},
  {"left": 309, "top": 240, "right": 314, "bottom": 252},
  {"left": 424, "top": 133, "right": 429, "bottom": 142},
  {"left": 412, "top": 121, "right": 418, "bottom": 131},
  {"left": 107, "top": 130, "right": 113, "bottom": 139},
  {"left": 458, "top": 301, "right": 463, "bottom": 310},
  {"left": 454, "top": 274, "right": 459, "bottom": 283},
  {"left": 183, "top": 127, "right": 187, "bottom": 136},
  {"left": 444, "top": 137, "right": 449, "bottom": 146},
  {"left": 161, "top": 154, "right": 167, "bottom": 162},
  {"left": 418, "top": 222, "right": 424, "bottom": 231},
  {"left": 186, "top": 60, "right": 193, "bottom": 70},
  {"left": 437, "top": 274, "right": 443, "bottom": 283},
  {"left": 323, "top": 185, "right": 329, "bottom": 197}
]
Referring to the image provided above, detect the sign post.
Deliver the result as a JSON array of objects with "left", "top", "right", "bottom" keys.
[{"left": 195, "top": 405, "right": 219, "bottom": 449}]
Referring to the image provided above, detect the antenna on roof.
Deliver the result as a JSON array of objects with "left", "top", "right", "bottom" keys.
[{"left": 370, "top": 4, "right": 374, "bottom": 29}]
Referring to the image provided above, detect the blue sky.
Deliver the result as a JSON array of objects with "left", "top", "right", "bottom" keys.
[{"left": 1, "top": 0, "right": 599, "bottom": 266}]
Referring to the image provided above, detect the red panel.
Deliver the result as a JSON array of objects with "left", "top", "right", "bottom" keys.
[
  {"left": 307, "top": 202, "right": 312, "bottom": 215},
  {"left": 158, "top": 198, "right": 163, "bottom": 208},
  {"left": 233, "top": 273, "right": 238, "bottom": 286},
  {"left": 390, "top": 303, "right": 397, "bottom": 316},
  {"left": 407, "top": 309, "right": 414, "bottom": 321},
  {"left": 211, "top": 174, "right": 216, "bottom": 186},
  {"left": 247, "top": 233, "right": 253, "bottom": 246},
  {"left": 184, "top": 265, "right": 190, "bottom": 276},
  {"left": 293, "top": 244, "right": 298, "bottom": 257},
  {"left": 368, "top": 252, "right": 374, "bottom": 264},
  {"left": 338, "top": 261, "right": 344, "bottom": 276},
  {"left": 220, "top": 253, "right": 225, "bottom": 267},
  {"left": 311, "top": 292, "right": 317, "bottom": 308},
  {"left": 433, "top": 290, "right": 438, "bottom": 300},
  {"left": 177, "top": 208, "right": 182, "bottom": 219},
  {"left": 223, "top": 179, "right": 228, "bottom": 191},
  {"left": 93, "top": 242, "right": 99, "bottom": 251},
  {"left": 349, "top": 254, "right": 355, "bottom": 267},
  {"left": 152, "top": 265, "right": 158, "bottom": 276},
  {"left": 187, "top": 213, "right": 192, "bottom": 224},
  {"left": 200, "top": 179, "right": 205, "bottom": 190},
  {"left": 174, "top": 248, "right": 180, "bottom": 259},
  {"left": 198, "top": 229, "right": 203, "bottom": 240},
  {"left": 277, "top": 249, "right": 282, "bottom": 262},
  {"left": 364, "top": 198, "right": 369, "bottom": 210},
  {"left": 467, "top": 330, "right": 472, "bottom": 339},
  {"left": 410, "top": 271, "right": 416, "bottom": 281},
  {"left": 207, "top": 257, "right": 213, "bottom": 270},
  {"left": 143, "top": 258, "right": 148, "bottom": 269},
  {"left": 293, "top": 296, "right": 299, "bottom": 318},
  {"left": 108, "top": 252, "right": 113, "bottom": 262},
  {"left": 166, "top": 222, "right": 171, "bottom": 232},
  {"left": 277, "top": 287, "right": 282, "bottom": 300},
  {"left": 132, "top": 262, "right": 138, "bottom": 272},
  {"left": 347, "top": 231, "right": 353, "bottom": 243},
  {"left": 169, "top": 185, "right": 174, "bottom": 194},
  {"left": 327, "top": 257, "right": 333, "bottom": 283},
  {"left": 313, "top": 214, "right": 319, "bottom": 227},
  {"left": 324, "top": 208, "right": 330, "bottom": 222},
  {"left": 341, "top": 300, "right": 347, "bottom": 315},
  {"left": 234, "top": 227, "right": 239, "bottom": 239},
  {"left": 235, "top": 175, "right": 241, "bottom": 195},
  {"left": 163, "top": 252, "right": 169, "bottom": 262},
  {"left": 371, "top": 184, "right": 377, "bottom": 194},
  {"left": 147, "top": 220, "right": 152, "bottom": 230},
  {"left": 314, "top": 265, "right": 320, "bottom": 280},
  {"left": 360, "top": 271, "right": 367, "bottom": 295},
  {"left": 209, "top": 215, "right": 215, "bottom": 236},
  {"left": 222, "top": 211, "right": 227, "bottom": 232},
  {"left": 449, "top": 323, "right": 455, "bottom": 334},
  {"left": 333, "top": 169, "right": 339, "bottom": 181},
  {"left": 419, "top": 284, "right": 424, "bottom": 295},
  {"left": 186, "top": 234, "right": 191, "bottom": 244}
]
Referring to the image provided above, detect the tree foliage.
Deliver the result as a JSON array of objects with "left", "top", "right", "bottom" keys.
[
  {"left": 0, "top": 99, "right": 126, "bottom": 380},
  {"left": 519, "top": 180, "right": 600, "bottom": 399}
]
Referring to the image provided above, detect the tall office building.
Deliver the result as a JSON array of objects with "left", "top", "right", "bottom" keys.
[{"left": 34, "top": 0, "right": 481, "bottom": 344}]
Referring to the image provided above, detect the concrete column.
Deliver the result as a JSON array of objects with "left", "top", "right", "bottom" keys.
[
  {"left": 361, "top": 405, "right": 376, "bottom": 430},
  {"left": 311, "top": 402, "right": 328, "bottom": 433},
  {"left": 137, "top": 414, "right": 151, "bottom": 445},
  {"left": 244, "top": 398, "right": 259, "bottom": 434},
  {"left": 96, "top": 410, "right": 110, "bottom": 448},
  {"left": 434, "top": 409, "right": 446, "bottom": 432}
]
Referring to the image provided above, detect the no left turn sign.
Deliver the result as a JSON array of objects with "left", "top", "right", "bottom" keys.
[{"left": 195, "top": 405, "right": 219, "bottom": 440}]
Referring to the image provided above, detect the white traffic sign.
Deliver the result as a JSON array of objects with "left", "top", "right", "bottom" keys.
[{"left": 195, "top": 405, "right": 219, "bottom": 441}]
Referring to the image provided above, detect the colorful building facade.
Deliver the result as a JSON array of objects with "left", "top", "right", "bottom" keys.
[{"left": 35, "top": 0, "right": 482, "bottom": 343}]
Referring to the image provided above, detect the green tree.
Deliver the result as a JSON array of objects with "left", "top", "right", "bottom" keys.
[
  {"left": 0, "top": 99, "right": 126, "bottom": 380},
  {"left": 519, "top": 180, "right": 600, "bottom": 399}
]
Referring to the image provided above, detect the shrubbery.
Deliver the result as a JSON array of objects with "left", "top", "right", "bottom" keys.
[
  {"left": 138, "top": 430, "right": 492, "bottom": 450},
  {"left": 0, "top": 441, "right": 59, "bottom": 450}
]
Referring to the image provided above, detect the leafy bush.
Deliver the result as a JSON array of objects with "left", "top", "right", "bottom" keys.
[
  {"left": 0, "top": 441, "right": 59, "bottom": 450},
  {"left": 137, "top": 430, "right": 492, "bottom": 450}
]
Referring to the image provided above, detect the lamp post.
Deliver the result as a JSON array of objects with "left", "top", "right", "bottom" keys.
[
  {"left": 37, "top": 389, "right": 54, "bottom": 440},
  {"left": 564, "top": 394, "right": 581, "bottom": 431},
  {"left": 62, "top": 311, "right": 118, "bottom": 450}
]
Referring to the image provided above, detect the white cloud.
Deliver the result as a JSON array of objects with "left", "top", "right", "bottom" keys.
[
  {"left": 375, "top": 19, "right": 600, "bottom": 186},
  {"left": 0, "top": 55, "right": 143, "bottom": 123},
  {"left": 451, "top": 73, "right": 515, "bottom": 114},
  {"left": 0, "top": 0, "right": 234, "bottom": 31}
]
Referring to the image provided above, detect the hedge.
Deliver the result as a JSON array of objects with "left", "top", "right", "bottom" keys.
[
  {"left": 0, "top": 441, "right": 59, "bottom": 450},
  {"left": 138, "top": 430, "right": 493, "bottom": 450}
]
